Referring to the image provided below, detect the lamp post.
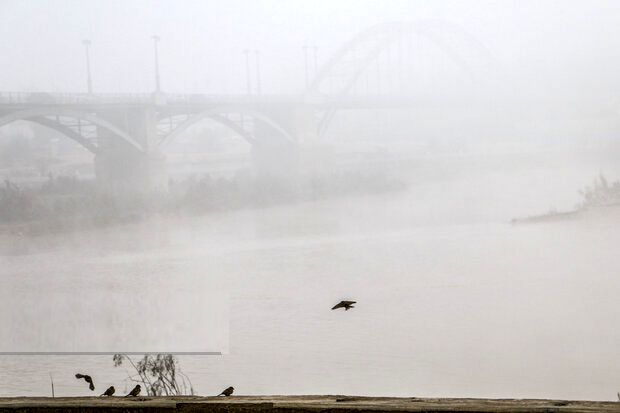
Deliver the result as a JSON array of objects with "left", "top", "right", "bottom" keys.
[
  {"left": 82, "top": 39, "right": 93, "bottom": 94},
  {"left": 312, "top": 46, "right": 318, "bottom": 78},
  {"left": 243, "top": 49, "right": 252, "bottom": 95},
  {"left": 151, "top": 35, "right": 161, "bottom": 92},
  {"left": 302, "top": 44, "right": 309, "bottom": 89},
  {"left": 254, "top": 49, "right": 261, "bottom": 95}
]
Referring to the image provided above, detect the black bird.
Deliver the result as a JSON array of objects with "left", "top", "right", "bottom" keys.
[
  {"left": 332, "top": 300, "right": 356, "bottom": 311},
  {"left": 218, "top": 386, "right": 234, "bottom": 396},
  {"left": 101, "top": 386, "right": 115, "bottom": 397},
  {"left": 75, "top": 373, "right": 95, "bottom": 391},
  {"left": 125, "top": 384, "right": 141, "bottom": 397}
]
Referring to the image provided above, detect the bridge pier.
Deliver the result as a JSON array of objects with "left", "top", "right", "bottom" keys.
[
  {"left": 248, "top": 104, "right": 339, "bottom": 190},
  {"left": 94, "top": 106, "right": 168, "bottom": 192},
  {"left": 94, "top": 150, "right": 167, "bottom": 193},
  {"left": 251, "top": 142, "right": 299, "bottom": 184}
]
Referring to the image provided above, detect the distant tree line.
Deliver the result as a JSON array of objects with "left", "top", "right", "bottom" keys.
[
  {"left": 0, "top": 169, "right": 406, "bottom": 234},
  {"left": 578, "top": 174, "right": 620, "bottom": 208}
]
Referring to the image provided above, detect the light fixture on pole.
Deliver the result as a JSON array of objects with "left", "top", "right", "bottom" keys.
[
  {"left": 312, "top": 46, "right": 318, "bottom": 79},
  {"left": 151, "top": 35, "right": 161, "bottom": 92},
  {"left": 254, "top": 49, "right": 261, "bottom": 95},
  {"left": 82, "top": 39, "right": 93, "bottom": 94},
  {"left": 302, "top": 44, "right": 309, "bottom": 89},
  {"left": 243, "top": 49, "right": 252, "bottom": 95}
]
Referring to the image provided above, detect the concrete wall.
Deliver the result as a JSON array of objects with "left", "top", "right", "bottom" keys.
[{"left": 0, "top": 396, "right": 618, "bottom": 413}]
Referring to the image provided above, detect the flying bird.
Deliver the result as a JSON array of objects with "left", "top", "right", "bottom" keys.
[
  {"left": 218, "top": 386, "right": 234, "bottom": 396},
  {"left": 101, "top": 386, "right": 115, "bottom": 397},
  {"left": 125, "top": 384, "right": 141, "bottom": 397},
  {"left": 75, "top": 373, "right": 95, "bottom": 391},
  {"left": 332, "top": 300, "right": 356, "bottom": 311}
]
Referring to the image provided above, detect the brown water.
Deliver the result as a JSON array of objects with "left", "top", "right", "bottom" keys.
[{"left": 1, "top": 150, "right": 620, "bottom": 400}]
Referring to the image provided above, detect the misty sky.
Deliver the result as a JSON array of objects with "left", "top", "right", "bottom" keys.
[{"left": 1, "top": 0, "right": 620, "bottom": 97}]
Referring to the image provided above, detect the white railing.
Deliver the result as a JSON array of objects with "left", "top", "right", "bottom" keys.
[{"left": 0, "top": 92, "right": 309, "bottom": 106}]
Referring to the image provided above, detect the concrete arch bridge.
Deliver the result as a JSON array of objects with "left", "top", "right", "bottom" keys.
[{"left": 0, "top": 21, "right": 493, "bottom": 190}]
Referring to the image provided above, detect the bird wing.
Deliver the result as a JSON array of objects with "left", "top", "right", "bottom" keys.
[{"left": 332, "top": 302, "right": 345, "bottom": 310}]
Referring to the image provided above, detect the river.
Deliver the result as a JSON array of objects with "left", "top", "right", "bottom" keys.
[{"left": 1, "top": 148, "right": 620, "bottom": 400}]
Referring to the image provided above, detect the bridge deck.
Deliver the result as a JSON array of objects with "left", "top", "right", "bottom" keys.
[{"left": 0, "top": 92, "right": 451, "bottom": 110}]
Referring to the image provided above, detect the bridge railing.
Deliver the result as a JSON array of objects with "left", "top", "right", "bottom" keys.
[
  {"left": 0, "top": 90, "right": 484, "bottom": 111},
  {"left": 0, "top": 92, "right": 156, "bottom": 105},
  {"left": 0, "top": 91, "right": 312, "bottom": 106}
]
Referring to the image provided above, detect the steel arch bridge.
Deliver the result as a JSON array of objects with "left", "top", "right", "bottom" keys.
[
  {"left": 0, "top": 20, "right": 492, "bottom": 153},
  {"left": 307, "top": 20, "right": 495, "bottom": 137},
  {"left": 0, "top": 20, "right": 495, "bottom": 188},
  {"left": 155, "top": 105, "right": 297, "bottom": 148},
  {"left": 0, "top": 98, "right": 300, "bottom": 156},
  {"left": 0, "top": 106, "right": 144, "bottom": 154}
]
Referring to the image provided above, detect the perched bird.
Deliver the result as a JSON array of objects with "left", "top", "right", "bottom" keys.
[
  {"left": 101, "top": 386, "right": 115, "bottom": 397},
  {"left": 332, "top": 300, "right": 356, "bottom": 311},
  {"left": 125, "top": 384, "right": 141, "bottom": 397},
  {"left": 75, "top": 373, "right": 95, "bottom": 391},
  {"left": 218, "top": 386, "right": 234, "bottom": 396}
]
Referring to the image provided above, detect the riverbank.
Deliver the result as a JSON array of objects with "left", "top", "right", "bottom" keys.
[
  {"left": 511, "top": 202, "right": 620, "bottom": 225},
  {"left": 0, "top": 396, "right": 618, "bottom": 412},
  {"left": 0, "top": 170, "right": 406, "bottom": 236}
]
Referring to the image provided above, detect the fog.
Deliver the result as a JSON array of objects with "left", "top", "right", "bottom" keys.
[
  {"left": 1, "top": 0, "right": 620, "bottom": 403},
  {"left": 3, "top": 0, "right": 620, "bottom": 97}
]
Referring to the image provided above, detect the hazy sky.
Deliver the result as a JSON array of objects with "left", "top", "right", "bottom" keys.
[{"left": 1, "top": 0, "right": 619, "bottom": 96}]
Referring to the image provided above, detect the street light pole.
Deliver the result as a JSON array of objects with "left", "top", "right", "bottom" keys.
[
  {"left": 82, "top": 39, "right": 93, "bottom": 94},
  {"left": 302, "top": 44, "right": 309, "bottom": 89},
  {"left": 243, "top": 49, "right": 252, "bottom": 95},
  {"left": 254, "top": 49, "right": 261, "bottom": 95},
  {"left": 151, "top": 35, "right": 161, "bottom": 93},
  {"left": 312, "top": 46, "right": 318, "bottom": 79}
]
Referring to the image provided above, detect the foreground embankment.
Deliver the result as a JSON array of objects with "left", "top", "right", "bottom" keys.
[{"left": 0, "top": 396, "right": 618, "bottom": 412}]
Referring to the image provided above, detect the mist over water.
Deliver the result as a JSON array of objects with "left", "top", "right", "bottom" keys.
[
  {"left": 1, "top": 0, "right": 620, "bottom": 403},
  {"left": 2, "top": 148, "right": 620, "bottom": 399}
]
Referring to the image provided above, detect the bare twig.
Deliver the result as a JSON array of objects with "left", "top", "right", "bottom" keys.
[
  {"left": 113, "top": 353, "right": 191, "bottom": 396},
  {"left": 49, "top": 373, "right": 55, "bottom": 398}
]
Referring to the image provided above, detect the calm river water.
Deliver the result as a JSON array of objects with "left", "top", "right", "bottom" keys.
[{"left": 1, "top": 149, "right": 620, "bottom": 400}]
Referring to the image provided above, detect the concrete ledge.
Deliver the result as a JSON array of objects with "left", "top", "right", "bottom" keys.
[{"left": 0, "top": 396, "right": 618, "bottom": 412}]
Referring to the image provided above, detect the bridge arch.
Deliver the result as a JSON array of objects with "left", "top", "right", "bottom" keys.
[
  {"left": 0, "top": 107, "right": 145, "bottom": 153},
  {"left": 158, "top": 106, "right": 296, "bottom": 147},
  {"left": 308, "top": 20, "right": 494, "bottom": 137}
]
